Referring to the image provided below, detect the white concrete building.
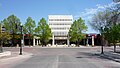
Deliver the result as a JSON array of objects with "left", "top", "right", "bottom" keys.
[{"left": 48, "top": 15, "right": 73, "bottom": 46}]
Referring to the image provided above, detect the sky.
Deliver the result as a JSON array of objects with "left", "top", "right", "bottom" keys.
[{"left": 0, "top": 0, "right": 113, "bottom": 33}]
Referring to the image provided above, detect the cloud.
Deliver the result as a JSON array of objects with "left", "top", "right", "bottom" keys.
[
  {"left": 73, "top": 2, "right": 120, "bottom": 33},
  {"left": 74, "top": 2, "right": 118, "bottom": 20}
]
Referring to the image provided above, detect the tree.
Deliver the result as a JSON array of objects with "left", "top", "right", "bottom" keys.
[
  {"left": 90, "top": 10, "right": 111, "bottom": 32},
  {"left": 104, "top": 24, "right": 120, "bottom": 52},
  {"left": 0, "top": 22, "right": 12, "bottom": 52},
  {"left": 113, "top": 0, "right": 120, "bottom": 3},
  {"left": 107, "top": 1, "right": 120, "bottom": 52},
  {"left": 90, "top": 2, "right": 120, "bottom": 31},
  {"left": 2, "top": 15, "right": 21, "bottom": 46},
  {"left": 109, "top": 1, "right": 120, "bottom": 25},
  {"left": 35, "top": 18, "right": 51, "bottom": 46},
  {"left": 69, "top": 17, "right": 87, "bottom": 46},
  {"left": 90, "top": 3, "right": 120, "bottom": 53},
  {"left": 24, "top": 17, "right": 36, "bottom": 46}
]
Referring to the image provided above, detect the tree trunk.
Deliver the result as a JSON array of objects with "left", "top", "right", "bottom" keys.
[
  {"left": 77, "top": 40, "right": 79, "bottom": 47},
  {"left": 78, "top": 40, "right": 79, "bottom": 47},
  {"left": 101, "top": 35, "right": 104, "bottom": 54},
  {"left": 45, "top": 42, "right": 47, "bottom": 47},
  {"left": 41, "top": 41, "right": 43, "bottom": 47},
  {"left": 29, "top": 38, "right": 30, "bottom": 46},
  {"left": 29, "top": 34, "right": 30, "bottom": 47},
  {"left": 0, "top": 40, "right": 3, "bottom": 53},
  {"left": 12, "top": 33, "right": 15, "bottom": 47},
  {"left": 75, "top": 41, "right": 77, "bottom": 47},
  {"left": 114, "top": 43, "right": 116, "bottom": 52},
  {"left": 43, "top": 41, "right": 44, "bottom": 47}
]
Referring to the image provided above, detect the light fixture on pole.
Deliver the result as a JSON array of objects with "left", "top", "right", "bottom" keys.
[
  {"left": 101, "top": 27, "right": 104, "bottom": 54},
  {"left": 19, "top": 23, "right": 23, "bottom": 55}
]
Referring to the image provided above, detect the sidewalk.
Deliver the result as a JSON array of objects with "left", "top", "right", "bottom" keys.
[
  {"left": 0, "top": 51, "right": 33, "bottom": 62},
  {"left": 0, "top": 51, "right": 11, "bottom": 58},
  {"left": 0, "top": 51, "right": 33, "bottom": 68},
  {"left": 33, "top": 45, "right": 99, "bottom": 48}
]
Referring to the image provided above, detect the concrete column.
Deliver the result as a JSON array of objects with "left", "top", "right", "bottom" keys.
[
  {"left": 22, "top": 34, "right": 24, "bottom": 46},
  {"left": 33, "top": 38, "right": 35, "bottom": 46},
  {"left": 92, "top": 36, "right": 94, "bottom": 46},
  {"left": 38, "top": 39, "right": 39, "bottom": 45},
  {"left": 39, "top": 40, "right": 41, "bottom": 45},
  {"left": 52, "top": 33, "right": 54, "bottom": 46},
  {"left": 37, "top": 39, "right": 38, "bottom": 46},
  {"left": 67, "top": 36, "right": 70, "bottom": 47},
  {"left": 86, "top": 38, "right": 89, "bottom": 46}
]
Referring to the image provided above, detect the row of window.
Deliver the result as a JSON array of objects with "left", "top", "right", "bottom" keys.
[
  {"left": 51, "top": 28, "right": 69, "bottom": 30},
  {"left": 49, "top": 23, "right": 71, "bottom": 25},
  {"left": 54, "top": 32, "right": 68, "bottom": 36},
  {"left": 49, "top": 19, "right": 72, "bottom": 21}
]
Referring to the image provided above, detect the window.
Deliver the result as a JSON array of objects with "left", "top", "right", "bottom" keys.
[{"left": 49, "top": 19, "right": 72, "bottom": 21}]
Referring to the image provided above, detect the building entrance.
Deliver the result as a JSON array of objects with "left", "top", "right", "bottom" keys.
[{"left": 55, "top": 39, "right": 67, "bottom": 45}]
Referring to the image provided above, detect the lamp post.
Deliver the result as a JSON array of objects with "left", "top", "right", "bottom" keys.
[
  {"left": 101, "top": 27, "right": 104, "bottom": 54},
  {"left": 19, "top": 23, "right": 23, "bottom": 55}
]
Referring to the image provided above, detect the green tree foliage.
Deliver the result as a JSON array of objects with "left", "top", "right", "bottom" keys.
[
  {"left": 104, "top": 24, "right": 120, "bottom": 52},
  {"left": 0, "top": 22, "right": 12, "bottom": 46},
  {"left": 69, "top": 17, "right": 87, "bottom": 46},
  {"left": 35, "top": 18, "right": 51, "bottom": 46},
  {"left": 104, "top": 24, "right": 120, "bottom": 43},
  {"left": 1, "top": 15, "right": 21, "bottom": 46},
  {"left": 3, "top": 15, "right": 21, "bottom": 34},
  {"left": 24, "top": 17, "right": 36, "bottom": 46}
]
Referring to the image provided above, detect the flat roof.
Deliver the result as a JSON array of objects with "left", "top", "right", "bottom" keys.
[{"left": 48, "top": 15, "right": 73, "bottom": 19}]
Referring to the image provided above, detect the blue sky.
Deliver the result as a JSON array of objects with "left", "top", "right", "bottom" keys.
[{"left": 0, "top": 0, "right": 113, "bottom": 33}]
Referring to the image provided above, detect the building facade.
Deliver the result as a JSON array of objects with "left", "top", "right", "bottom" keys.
[{"left": 48, "top": 15, "right": 73, "bottom": 45}]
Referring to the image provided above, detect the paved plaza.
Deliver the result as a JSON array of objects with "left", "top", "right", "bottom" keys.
[{"left": 0, "top": 46, "right": 120, "bottom": 68}]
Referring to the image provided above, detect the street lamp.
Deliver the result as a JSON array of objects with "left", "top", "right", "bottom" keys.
[
  {"left": 101, "top": 27, "right": 104, "bottom": 54},
  {"left": 19, "top": 23, "right": 23, "bottom": 55}
]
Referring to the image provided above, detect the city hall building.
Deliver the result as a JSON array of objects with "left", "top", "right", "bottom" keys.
[{"left": 48, "top": 15, "right": 73, "bottom": 46}]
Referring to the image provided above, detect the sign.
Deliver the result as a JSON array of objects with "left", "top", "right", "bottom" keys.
[
  {"left": 2, "top": 26, "right": 6, "bottom": 32},
  {"left": 21, "top": 40, "right": 24, "bottom": 44}
]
